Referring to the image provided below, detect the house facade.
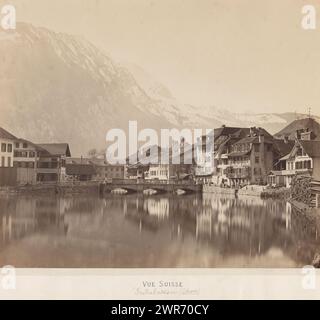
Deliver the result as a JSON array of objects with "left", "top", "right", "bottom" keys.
[
  {"left": 0, "top": 127, "right": 16, "bottom": 168},
  {"left": 282, "top": 140, "right": 320, "bottom": 187},
  {"left": 13, "top": 139, "right": 39, "bottom": 169},
  {"left": 220, "top": 128, "right": 279, "bottom": 187},
  {"left": 145, "top": 164, "right": 173, "bottom": 180},
  {"left": 105, "top": 163, "right": 126, "bottom": 180},
  {"left": 36, "top": 143, "right": 71, "bottom": 182},
  {"left": 13, "top": 139, "right": 44, "bottom": 184},
  {"left": 212, "top": 127, "right": 251, "bottom": 186}
]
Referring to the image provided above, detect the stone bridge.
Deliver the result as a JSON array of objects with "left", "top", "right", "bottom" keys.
[{"left": 100, "top": 179, "right": 202, "bottom": 194}]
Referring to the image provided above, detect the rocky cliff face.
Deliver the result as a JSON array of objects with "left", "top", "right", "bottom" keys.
[{"left": 0, "top": 23, "right": 318, "bottom": 155}]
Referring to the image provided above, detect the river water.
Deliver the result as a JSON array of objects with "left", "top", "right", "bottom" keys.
[{"left": 0, "top": 193, "right": 318, "bottom": 267}]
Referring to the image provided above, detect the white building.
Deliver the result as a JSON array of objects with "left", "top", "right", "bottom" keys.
[
  {"left": 0, "top": 127, "right": 16, "bottom": 167},
  {"left": 145, "top": 164, "right": 172, "bottom": 180},
  {"left": 268, "top": 139, "right": 320, "bottom": 188}
]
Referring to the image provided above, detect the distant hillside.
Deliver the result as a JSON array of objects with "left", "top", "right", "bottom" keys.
[
  {"left": 0, "top": 23, "right": 319, "bottom": 156},
  {"left": 274, "top": 118, "right": 320, "bottom": 140}
]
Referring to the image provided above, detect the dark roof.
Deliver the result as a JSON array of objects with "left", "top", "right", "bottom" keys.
[
  {"left": 66, "top": 164, "right": 96, "bottom": 176},
  {"left": 37, "top": 143, "right": 71, "bottom": 157},
  {"left": 67, "top": 157, "right": 92, "bottom": 165},
  {"left": 275, "top": 118, "right": 320, "bottom": 140},
  {"left": 0, "top": 127, "right": 17, "bottom": 140},
  {"left": 214, "top": 127, "right": 247, "bottom": 140},
  {"left": 299, "top": 140, "right": 320, "bottom": 158},
  {"left": 16, "top": 138, "right": 46, "bottom": 151},
  {"left": 228, "top": 151, "right": 250, "bottom": 157},
  {"left": 234, "top": 136, "right": 268, "bottom": 145},
  {"left": 273, "top": 139, "right": 295, "bottom": 158},
  {"left": 232, "top": 127, "right": 274, "bottom": 146}
]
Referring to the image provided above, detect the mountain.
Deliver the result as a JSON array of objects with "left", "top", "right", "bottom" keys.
[
  {"left": 0, "top": 23, "right": 319, "bottom": 155},
  {"left": 0, "top": 23, "right": 177, "bottom": 155},
  {"left": 126, "top": 63, "right": 320, "bottom": 134}
]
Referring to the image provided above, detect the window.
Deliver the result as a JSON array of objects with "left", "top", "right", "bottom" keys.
[
  {"left": 23, "top": 143, "right": 28, "bottom": 148},
  {"left": 1, "top": 143, "right": 6, "bottom": 152},
  {"left": 1, "top": 156, "right": 4, "bottom": 167},
  {"left": 15, "top": 142, "right": 19, "bottom": 148},
  {"left": 255, "top": 156, "right": 259, "bottom": 164},
  {"left": 29, "top": 151, "right": 35, "bottom": 158},
  {"left": 297, "top": 147, "right": 302, "bottom": 157},
  {"left": 7, "top": 157, "right": 11, "bottom": 167},
  {"left": 7, "top": 144, "right": 12, "bottom": 153}
]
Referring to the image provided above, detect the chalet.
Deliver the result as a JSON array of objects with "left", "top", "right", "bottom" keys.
[
  {"left": 65, "top": 158, "right": 96, "bottom": 181},
  {"left": 105, "top": 163, "right": 126, "bottom": 180},
  {"left": 225, "top": 127, "right": 276, "bottom": 187},
  {"left": 212, "top": 127, "right": 251, "bottom": 186},
  {"left": 287, "top": 140, "right": 320, "bottom": 187},
  {"left": 13, "top": 139, "right": 46, "bottom": 184},
  {"left": 36, "top": 143, "right": 71, "bottom": 182},
  {"left": 13, "top": 139, "right": 41, "bottom": 168},
  {"left": 267, "top": 138, "right": 295, "bottom": 187},
  {"left": 145, "top": 140, "right": 195, "bottom": 181}
]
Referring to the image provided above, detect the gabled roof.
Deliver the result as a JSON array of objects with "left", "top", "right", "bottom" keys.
[
  {"left": 37, "top": 143, "right": 71, "bottom": 157},
  {"left": 214, "top": 127, "right": 247, "bottom": 140},
  {"left": 273, "top": 139, "right": 295, "bottom": 158},
  {"left": 236, "top": 129, "right": 274, "bottom": 144},
  {"left": 275, "top": 118, "right": 320, "bottom": 140},
  {"left": 233, "top": 135, "right": 273, "bottom": 145},
  {"left": 279, "top": 153, "right": 291, "bottom": 161},
  {"left": 15, "top": 138, "right": 46, "bottom": 151},
  {"left": 0, "top": 127, "right": 17, "bottom": 140},
  {"left": 299, "top": 140, "right": 320, "bottom": 158}
]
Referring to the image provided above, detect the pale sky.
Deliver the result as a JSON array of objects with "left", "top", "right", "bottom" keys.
[{"left": 4, "top": 0, "right": 320, "bottom": 114}]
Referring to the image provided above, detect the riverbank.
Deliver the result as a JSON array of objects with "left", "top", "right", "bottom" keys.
[
  {"left": 203, "top": 184, "right": 290, "bottom": 199},
  {"left": 0, "top": 182, "right": 99, "bottom": 196},
  {"left": 203, "top": 185, "right": 236, "bottom": 195},
  {"left": 261, "top": 187, "right": 291, "bottom": 199}
]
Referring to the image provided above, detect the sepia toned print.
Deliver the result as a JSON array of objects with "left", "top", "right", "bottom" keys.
[{"left": 1, "top": 0, "right": 320, "bottom": 269}]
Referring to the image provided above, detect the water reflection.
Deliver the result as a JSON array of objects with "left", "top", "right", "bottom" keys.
[{"left": 0, "top": 193, "right": 319, "bottom": 267}]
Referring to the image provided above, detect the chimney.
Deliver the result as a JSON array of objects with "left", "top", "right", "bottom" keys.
[
  {"left": 258, "top": 134, "right": 265, "bottom": 144},
  {"left": 300, "top": 130, "right": 312, "bottom": 141},
  {"left": 295, "top": 129, "right": 302, "bottom": 139},
  {"left": 249, "top": 127, "right": 256, "bottom": 136}
]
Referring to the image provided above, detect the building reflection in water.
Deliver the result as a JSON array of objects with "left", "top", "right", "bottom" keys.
[{"left": 0, "top": 193, "right": 319, "bottom": 267}]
